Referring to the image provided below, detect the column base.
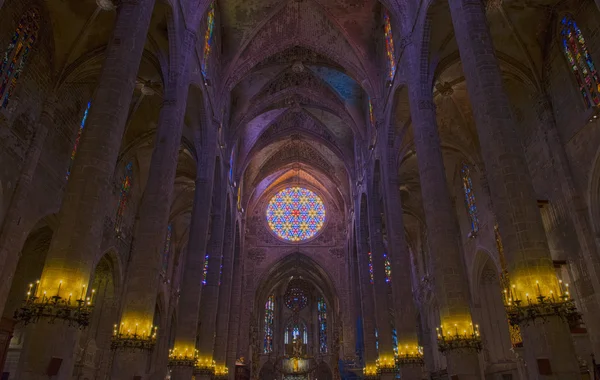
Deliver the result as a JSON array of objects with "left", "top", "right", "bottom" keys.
[
  {"left": 519, "top": 315, "right": 580, "bottom": 379},
  {"left": 444, "top": 349, "right": 482, "bottom": 380},
  {"left": 16, "top": 321, "right": 80, "bottom": 380},
  {"left": 400, "top": 365, "right": 424, "bottom": 380},
  {"left": 169, "top": 365, "right": 194, "bottom": 380},
  {"left": 379, "top": 372, "right": 397, "bottom": 380},
  {"left": 110, "top": 348, "right": 151, "bottom": 380}
]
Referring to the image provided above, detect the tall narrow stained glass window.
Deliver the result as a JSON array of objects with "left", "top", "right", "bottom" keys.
[
  {"left": 115, "top": 161, "right": 133, "bottom": 233},
  {"left": 368, "top": 98, "right": 376, "bottom": 129},
  {"left": 202, "top": 254, "right": 209, "bottom": 285},
  {"left": 229, "top": 146, "right": 235, "bottom": 184},
  {"left": 264, "top": 295, "right": 275, "bottom": 353},
  {"left": 383, "top": 253, "right": 392, "bottom": 284},
  {"left": 318, "top": 297, "right": 328, "bottom": 353},
  {"left": 162, "top": 224, "right": 172, "bottom": 273},
  {"left": 201, "top": 2, "right": 216, "bottom": 79},
  {"left": 66, "top": 101, "right": 91, "bottom": 180},
  {"left": 383, "top": 10, "right": 396, "bottom": 81},
  {"left": 561, "top": 15, "right": 600, "bottom": 108},
  {"left": 461, "top": 163, "right": 479, "bottom": 234},
  {"left": 368, "top": 251, "right": 374, "bottom": 284},
  {"left": 0, "top": 9, "right": 39, "bottom": 109}
]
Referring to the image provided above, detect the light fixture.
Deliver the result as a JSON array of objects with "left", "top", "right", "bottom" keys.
[
  {"left": 111, "top": 323, "right": 157, "bottom": 351},
  {"left": 13, "top": 280, "right": 94, "bottom": 328}
]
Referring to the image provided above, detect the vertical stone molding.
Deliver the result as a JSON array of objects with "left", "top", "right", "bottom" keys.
[
  {"left": 14, "top": 0, "right": 157, "bottom": 378},
  {"left": 406, "top": 41, "right": 482, "bottom": 379},
  {"left": 213, "top": 207, "right": 235, "bottom": 371},
  {"left": 382, "top": 169, "right": 423, "bottom": 380},
  {"left": 355, "top": 195, "right": 379, "bottom": 368},
  {"left": 0, "top": 97, "right": 53, "bottom": 317},
  {"left": 110, "top": 26, "right": 197, "bottom": 380},
  {"left": 168, "top": 133, "right": 218, "bottom": 380},
  {"left": 196, "top": 173, "right": 228, "bottom": 369},
  {"left": 448, "top": 0, "right": 580, "bottom": 375}
]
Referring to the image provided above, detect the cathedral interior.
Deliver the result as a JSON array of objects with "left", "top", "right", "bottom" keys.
[{"left": 1, "top": 0, "right": 600, "bottom": 379}]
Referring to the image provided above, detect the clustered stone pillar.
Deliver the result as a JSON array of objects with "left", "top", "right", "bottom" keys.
[
  {"left": 365, "top": 176, "right": 398, "bottom": 380},
  {"left": 406, "top": 40, "right": 483, "bottom": 379},
  {"left": 225, "top": 227, "right": 243, "bottom": 373},
  {"left": 381, "top": 166, "right": 423, "bottom": 380},
  {"left": 0, "top": 97, "right": 53, "bottom": 318},
  {"left": 354, "top": 196, "right": 379, "bottom": 375},
  {"left": 448, "top": 0, "right": 580, "bottom": 376},
  {"left": 110, "top": 28, "right": 196, "bottom": 380},
  {"left": 169, "top": 133, "right": 218, "bottom": 380},
  {"left": 13, "top": 0, "right": 157, "bottom": 378},
  {"left": 213, "top": 208, "right": 235, "bottom": 375},
  {"left": 195, "top": 177, "right": 227, "bottom": 380}
]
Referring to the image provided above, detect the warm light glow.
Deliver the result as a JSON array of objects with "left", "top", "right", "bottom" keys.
[
  {"left": 32, "top": 275, "right": 92, "bottom": 303},
  {"left": 436, "top": 319, "right": 480, "bottom": 340},
  {"left": 503, "top": 271, "right": 565, "bottom": 305},
  {"left": 169, "top": 345, "right": 198, "bottom": 360},
  {"left": 363, "top": 364, "right": 379, "bottom": 376},
  {"left": 396, "top": 342, "right": 422, "bottom": 357},
  {"left": 114, "top": 316, "right": 156, "bottom": 339},
  {"left": 214, "top": 365, "right": 229, "bottom": 375}
]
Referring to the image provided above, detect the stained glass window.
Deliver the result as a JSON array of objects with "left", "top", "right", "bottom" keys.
[
  {"left": 561, "top": 15, "right": 600, "bottom": 108},
  {"left": 266, "top": 187, "right": 326, "bottom": 242},
  {"left": 392, "top": 328, "right": 398, "bottom": 356},
  {"left": 318, "top": 297, "right": 328, "bottom": 353},
  {"left": 115, "top": 161, "right": 133, "bottom": 233},
  {"left": 285, "top": 322, "right": 307, "bottom": 345},
  {"left": 66, "top": 101, "right": 91, "bottom": 180},
  {"left": 368, "top": 98, "right": 376, "bottom": 128},
  {"left": 162, "top": 223, "right": 172, "bottom": 273},
  {"left": 384, "top": 253, "right": 392, "bottom": 284},
  {"left": 229, "top": 146, "right": 235, "bottom": 184},
  {"left": 201, "top": 2, "right": 216, "bottom": 79},
  {"left": 383, "top": 10, "right": 396, "bottom": 81},
  {"left": 0, "top": 9, "right": 39, "bottom": 109},
  {"left": 461, "top": 163, "right": 479, "bottom": 234},
  {"left": 368, "top": 251, "right": 374, "bottom": 284},
  {"left": 264, "top": 295, "right": 275, "bottom": 353},
  {"left": 237, "top": 184, "right": 242, "bottom": 211},
  {"left": 284, "top": 287, "right": 308, "bottom": 312},
  {"left": 202, "top": 254, "right": 209, "bottom": 286},
  {"left": 375, "top": 328, "right": 379, "bottom": 353}
]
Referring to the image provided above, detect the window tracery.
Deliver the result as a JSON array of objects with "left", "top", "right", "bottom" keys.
[
  {"left": 0, "top": 9, "right": 39, "bottom": 109},
  {"left": 561, "top": 15, "right": 600, "bottom": 108},
  {"left": 115, "top": 161, "right": 133, "bottom": 233},
  {"left": 384, "top": 253, "right": 392, "bottom": 284},
  {"left": 264, "top": 294, "right": 275, "bottom": 353},
  {"left": 368, "top": 251, "right": 374, "bottom": 284},
  {"left": 66, "top": 101, "right": 91, "bottom": 180},
  {"left": 461, "top": 163, "right": 479, "bottom": 234},
  {"left": 202, "top": 254, "right": 209, "bottom": 286},
  {"left": 162, "top": 224, "right": 172, "bottom": 274},
  {"left": 266, "top": 187, "right": 326, "bottom": 242}
]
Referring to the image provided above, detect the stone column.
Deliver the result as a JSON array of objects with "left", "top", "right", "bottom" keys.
[
  {"left": 195, "top": 178, "right": 228, "bottom": 380},
  {"left": 213, "top": 207, "right": 235, "bottom": 375},
  {"left": 225, "top": 226, "right": 243, "bottom": 375},
  {"left": 448, "top": 0, "right": 580, "bottom": 376},
  {"left": 110, "top": 27, "right": 196, "bottom": 380},
  {"left": 535, "top": 95, "right": 600, "bottom": 356},
  {"left": 0, "top": 317, "right": 15, "bottom": 373},
  {"left": 381, "top": 168, "right": 423, "bottom": 380},
  {"left": 354, "top": 196, "right": 379, "bottom": 372},
  {"left": 169, "top": 133, "right": 218, "bottom": 380},
  {"left": 0, "top": 97, "right": 52, "bottom": 318},
  {"left": 15, "top": 1, "right": 156, "bottom": 378},
  {"left": 406, "top": 40, "right": 483, "bottom": 379},
  {"left": 365, "top": 178, "right": 397, "bottom": 380}
]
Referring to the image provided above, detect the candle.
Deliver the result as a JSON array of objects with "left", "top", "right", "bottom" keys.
[
  {"left": 536, "top": 281, "right": 541, "bottom": 296},
  {"left": 90, "top": 289, "right": 96, "bottom": 304},
  {"left": 80, "top": 285, "right": 86, "bottom": 300},
  {"left": 57, "top": 281, "right": 62, "bottom": 297}
]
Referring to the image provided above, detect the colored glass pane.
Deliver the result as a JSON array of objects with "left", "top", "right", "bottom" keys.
[
  {"left": 115, "top": 161, "right": 133, "bottom": 233},
  {"left": 66, "top": 101, "right": 91, "bottom": 180},
  {"left": 392, "top": 328, "right": 398, "bottom": 356},
  {"left": 561, "top": 15, "right": 600, "bottom": 107},
  {"left": 368, "top": 98, "right": 376, "bottom": 128},
  {"left": 384, "top": 253, "right": 392, "bottom": 284},
  {"left": 202, "top": 254, "right": 209, "bottom": 285},
  {"left": 201, "top": 3, "right": 215, "bottom": 78},
  {"left": 284, "top": 287, "right": 308, "bottom": 312},
  {"left": 264, "top": 295, "right": 275, "bottom": 353},
  {"left": 229, "top": 147, "right": 235, "bottom": 184},
  {"left": 368, "top": 251, "right": 374, "bottom": 284},
  {"left": 461, "top": 164, "right": 479, "bottom": 234},
  {"left": 0, "top": 9, "right": 39, "bottom": 109},
  {"left": 384, "top": 10, "right": 396, "bottom": 81},
  {"left": 162, "top": 224, "right": 172, "bottom": 273},
  {"left": 266, "top": 187, "right": 326, "bottom": 242},
  {"left": 318, "top": 297, "right": 327, "bottom": 353}
]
